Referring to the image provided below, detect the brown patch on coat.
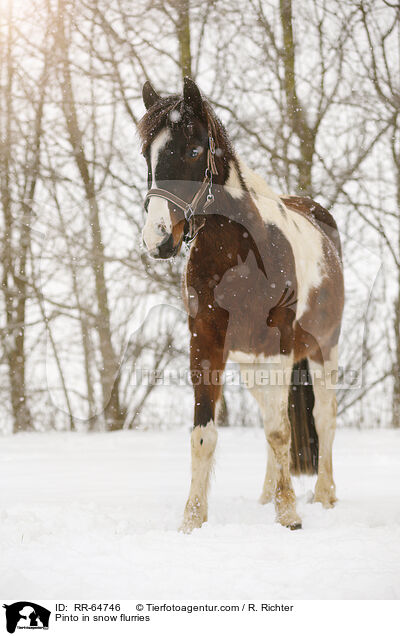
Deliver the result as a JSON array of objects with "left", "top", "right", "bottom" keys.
[{"left": 170, "top": 214, "right": 185, "bottom": 248}]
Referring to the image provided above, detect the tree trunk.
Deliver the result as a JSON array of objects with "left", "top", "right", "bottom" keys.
[
  {"left": 57, "top": 0, "right": 124, "bottom": 430},
  {"left": 173, "top": 0, "right": 192, "bottom": 78},
  {"left": 280, "top": 0, "right": 315, "bottom": 196},
  {"left": 392, "top": 123, "right": 400, "bottom": 428},
  {"left": 0, "top": 2, "right": 32, "bottom": 432}
]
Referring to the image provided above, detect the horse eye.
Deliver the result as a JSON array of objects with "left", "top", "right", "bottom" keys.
[{"left": 187, "top": 146, "right": 203, "bottom": 159}]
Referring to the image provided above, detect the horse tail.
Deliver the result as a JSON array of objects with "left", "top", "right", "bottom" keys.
[{"left": 288, "top": 358, "right": 319, "bottom": 475}]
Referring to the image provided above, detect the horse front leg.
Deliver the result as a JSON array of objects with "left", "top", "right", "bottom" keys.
[{"left": 179, "top": 328, "right": 225, "bottom": 534}]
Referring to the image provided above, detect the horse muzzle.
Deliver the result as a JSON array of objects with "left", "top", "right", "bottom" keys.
[{"left": 148, "top": 232, "right": 179, "bottom": 259}]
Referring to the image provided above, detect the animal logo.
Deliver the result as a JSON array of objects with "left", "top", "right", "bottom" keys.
[{"left": 3, "top": 602, "right": 50, "bottom": 633}]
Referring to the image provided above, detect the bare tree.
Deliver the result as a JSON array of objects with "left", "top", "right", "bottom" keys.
[
  {"left": 0, "top": 0, "right": 50, "bottom": 431},
  {"left": 55, "top": 0, "right": 125, "bottom": 430},
  {"left": 357, "top": 1, "right": 400, "bottom": 427}
]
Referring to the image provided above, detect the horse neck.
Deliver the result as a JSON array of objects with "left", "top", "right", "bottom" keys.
[
  {"left": 191, "top": 181, "right": 266, "bottom": 272},
  {"left": 223, "top": 154, "right": 281, "bottom": 206},
  {"left": 211, "top": 153, "right": 267, "bottom": 234}
]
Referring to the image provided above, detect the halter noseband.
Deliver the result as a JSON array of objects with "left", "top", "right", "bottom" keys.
[{"left": 144, "top": 120, "right": 218, "bottom": 244}]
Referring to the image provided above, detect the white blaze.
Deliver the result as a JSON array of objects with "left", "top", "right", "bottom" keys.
[{"left": 142, "top": 128, "right": 173, "bottom": 252}]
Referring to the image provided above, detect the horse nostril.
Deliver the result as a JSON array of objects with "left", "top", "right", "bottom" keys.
[{"left": 157, "top": 233, "right": 175, "bottom": 258}]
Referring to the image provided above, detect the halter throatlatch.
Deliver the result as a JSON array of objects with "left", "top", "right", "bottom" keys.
[{"left": 144, "top": 120, "right": 218, "bottom": 244}]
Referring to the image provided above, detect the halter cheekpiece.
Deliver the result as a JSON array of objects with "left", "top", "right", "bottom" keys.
[{"left": 144, "top": 119, "right": 218, "bottom": 244}]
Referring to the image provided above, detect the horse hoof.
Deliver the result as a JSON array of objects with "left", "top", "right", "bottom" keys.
[
  {"left": 288, "top": 521, "right": 302, "bottom": 531},
  {"left": 179, "top": 522, "right": 203, "bottom": 534},
  {"left": 313, "top": 493, "right": 337, "bottom": 508},
  {"left": 179, "top": 523, "right": 194, "bottom": 534},
  {"left": 179, "top": 514, "right": 205, "bottom": 534},
  {"left": 277, "top": 509, "right": 302, "bottom": 529},
  {"left": 315, "top": 500, "right": 335, "bottom": 509}
]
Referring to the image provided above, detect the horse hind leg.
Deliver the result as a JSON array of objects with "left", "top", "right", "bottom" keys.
[
  {"left": 243, "top": 355, "right": 302, "bottom": 530},
  {"left": 259, "top": 442, "right": 277, "bottom": 504},
  {"left": 308, "top": 347, "right": 338, "bottom": 508}
]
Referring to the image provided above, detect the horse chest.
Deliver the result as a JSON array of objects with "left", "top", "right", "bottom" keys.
[{"left": 184, "top": 228, "right": 299, "bottom": 358}]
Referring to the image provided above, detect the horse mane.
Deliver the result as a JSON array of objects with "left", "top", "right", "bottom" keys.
[{"left": 138, "top": 94, "right": 236, "bottom": 180}]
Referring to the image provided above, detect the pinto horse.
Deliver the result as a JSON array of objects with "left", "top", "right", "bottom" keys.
[{"left": 139, "top": 78, "right": 344, "bottom": 531}]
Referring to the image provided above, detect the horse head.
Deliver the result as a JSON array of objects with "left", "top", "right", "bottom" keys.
[{"left": 138, "top": 77, "right": 230, "bottom": 258}]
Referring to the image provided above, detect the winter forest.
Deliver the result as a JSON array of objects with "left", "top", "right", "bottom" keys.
[{"left": 1, "top": 0, "right": 399, "bottom": 434}]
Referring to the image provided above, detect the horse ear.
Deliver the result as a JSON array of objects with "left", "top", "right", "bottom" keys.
[
  {"left": 142, "top": 81, "right": 160, "bottom": 110},
  {"left": 183, "top": 77, "right": 204, "bottom": 118}
]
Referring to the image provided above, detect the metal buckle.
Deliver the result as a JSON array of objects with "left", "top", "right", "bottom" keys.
[
  {"left": 184, "top": 219, "right": 206, "bottom": 245},
  {"left": 184, "top": 205, "right": 194, "bottom": 221}
]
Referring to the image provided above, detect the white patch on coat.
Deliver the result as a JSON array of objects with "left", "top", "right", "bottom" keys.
[
  {"left": 224, "top": 161, "right": 245, "bottom": 199},
  {"left": 180, "top": 420, "right": 218, "bottom": 532},
  {"left": 230, "top": 353, "right": 292, "bottom": 390},
  {"left": 241, "top": 353, "right": 293, "bottom": 413},
  {"left": 238, "top": 158, "right": 281, "bottom": 203},
  {"left": 189, "top": 420, "right": 217, "bottom": 503},
  {"left": 236, "top": 157, "right": 325, "bottom": 318},
  {"left": 229, "top": 351, "right": 282, "bottom": 364},
  {"left": 142, "top": 128, "right": 172, "bottom": 252}
]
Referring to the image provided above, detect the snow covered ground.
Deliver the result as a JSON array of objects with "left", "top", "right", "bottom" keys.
[{"left": 0, "top": 427, "right": 399, "bottom": 599}]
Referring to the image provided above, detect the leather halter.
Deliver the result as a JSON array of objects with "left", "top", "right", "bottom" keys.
[{"left": 144, "top": 121, "right": 218, "bottom": 244}]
